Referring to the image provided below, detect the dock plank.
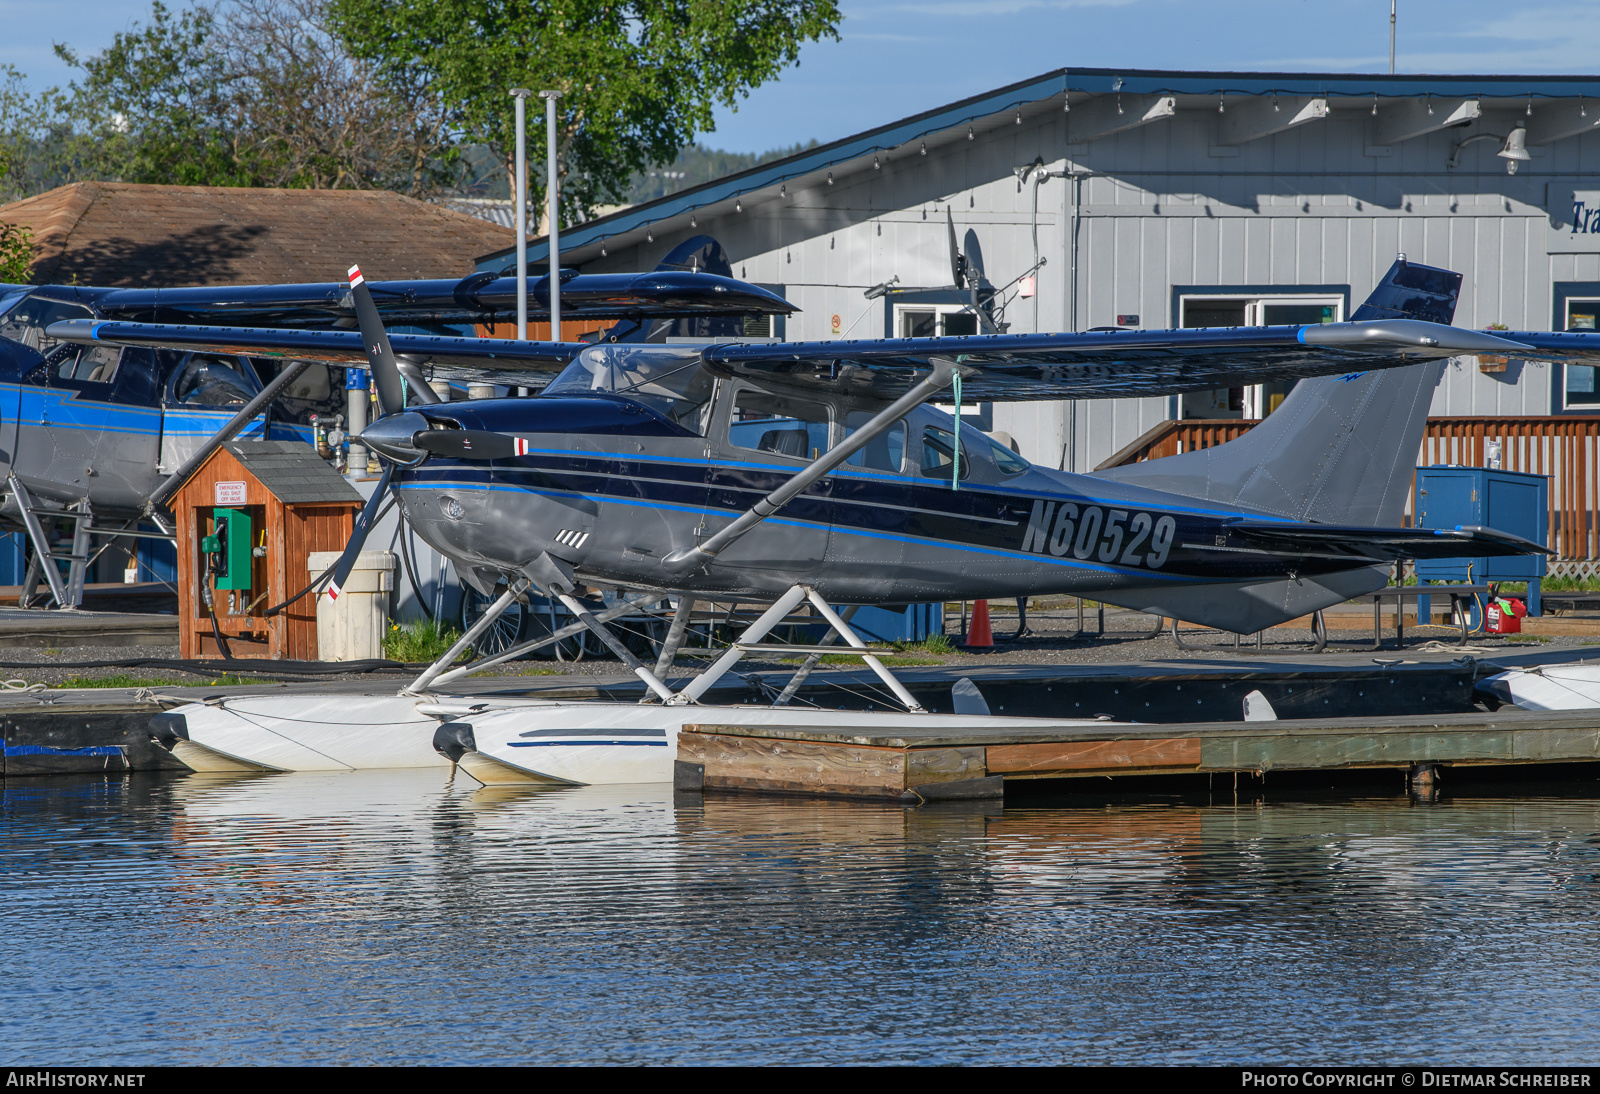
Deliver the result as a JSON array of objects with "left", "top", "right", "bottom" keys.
[{"left": 988, "top": 738, "right": 1202, "bottom": 776}]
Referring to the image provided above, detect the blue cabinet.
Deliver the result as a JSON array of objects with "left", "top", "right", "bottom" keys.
[{"left": 1413, "top": 466, "right": 1548, "bottom": 615}]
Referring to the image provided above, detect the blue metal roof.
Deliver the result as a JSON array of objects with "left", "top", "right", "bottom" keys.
[{"left": 487, "top": 66, "right": 1600, "bottom": 268}]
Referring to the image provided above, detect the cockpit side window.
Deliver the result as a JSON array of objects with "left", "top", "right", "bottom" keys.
[
  {"left": 729, "top": 389, "right": 831, "bottom": 460},
  {"left": 0, "top": 298, "right": 94, "bottom": 354},
  {"left": 984, "top": 432, "right": 1031, "bottom": 476},
  {"left": 920, "top": 425, "right": 971, "bottom": 480},
  {"left": 170, "top": 354, "right": 262, "bottom": 406},
  {"left": 56, "top": 344, "right": 121, "bottom": 384}
]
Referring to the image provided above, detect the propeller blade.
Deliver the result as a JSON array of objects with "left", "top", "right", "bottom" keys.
[
  {"left": 348, "top": 264, "right": 439, "bottom": 415},
  {"left": 410, "top": 429, "right": 517, "bottom": 461},
  {"left": 325, "top": 463, "right": 394, "bottom": 601},
  {"left": 946, "top": 207, "right": 965, "bottom": 290}
]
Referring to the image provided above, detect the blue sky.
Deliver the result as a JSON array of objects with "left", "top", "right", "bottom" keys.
[{"left": 6, "top": 0, "right": 1598, "bottom": 154}]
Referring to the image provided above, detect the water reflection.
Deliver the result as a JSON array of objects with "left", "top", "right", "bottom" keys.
[{"left": 3, "top": 772, "right": 1599, "bottom": 1065}]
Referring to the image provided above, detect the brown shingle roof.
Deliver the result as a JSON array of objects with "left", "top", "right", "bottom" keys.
[{"left": 0, "top": 182, "right": 515, "bottom": 287}]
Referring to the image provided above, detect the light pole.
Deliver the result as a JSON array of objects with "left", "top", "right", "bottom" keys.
[
  {"left": 510, "top": 89, "right": 531, "bottom": 342},
  {"left": 540, "top": 89, "right": 562, "bottom": 342},
  {"left": 1389, "top": 0, "right": 1396, "bottom": 74}
]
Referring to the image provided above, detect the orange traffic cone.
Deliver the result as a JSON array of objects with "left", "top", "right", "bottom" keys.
[{"left": 964, "top": 598, "right": 993, "bottom": 648}]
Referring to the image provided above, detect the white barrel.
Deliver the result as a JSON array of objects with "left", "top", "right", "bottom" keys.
[{"left": 308, "top": 551, "right": 395, "bottom": 661}]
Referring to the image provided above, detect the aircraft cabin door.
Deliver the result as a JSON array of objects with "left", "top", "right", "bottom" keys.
[
  {"left": 715, "top": 385, "right": 833, "bottom": 581},
  {"left": 37, "top": 344, "right": 164, "bottom": 513}
]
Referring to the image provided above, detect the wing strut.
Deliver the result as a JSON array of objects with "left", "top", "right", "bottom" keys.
[{"left": 661, "top": 356, "right": 961, "bottom": 575}]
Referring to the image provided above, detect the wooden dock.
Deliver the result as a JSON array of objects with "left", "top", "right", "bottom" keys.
[{"left": 675, "top": 709, "right": 1600, "bottom": 801}]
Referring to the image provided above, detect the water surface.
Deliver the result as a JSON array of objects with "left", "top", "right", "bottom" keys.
[{"left": 3, "top": 771, "right": 1599, "bottom": 1065}]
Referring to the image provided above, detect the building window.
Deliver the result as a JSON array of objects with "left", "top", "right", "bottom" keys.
[
  {"left": 895, "top": 304, "right": 979, "bottom": 338},
  {"left": 1563, "top": 297, "right": 1600, "bottom": 407},
  {"left": 1175, "top": 292, "right": 1343, "bottom": 419}
]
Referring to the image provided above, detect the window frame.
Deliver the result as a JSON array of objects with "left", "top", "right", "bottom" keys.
[
  {"left": 1553, "top": 283, "right": 1600, "bottom": 413},
  {"left": 725, "top": 385, "right": 835, "bottom": 462},
  {"left": 1171, "top": 284, "right": 1350, "bottom": 420}
]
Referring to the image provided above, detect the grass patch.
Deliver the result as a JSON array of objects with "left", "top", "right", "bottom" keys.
[
  {"left": 383, "top": 619, "right": 468, "bottom": 663},
  {"left": 53, "top": 675, "right": 187, "bottom": 689},
  {"left": 50, "top": 672, "right": 279, "bottom": 689},
  {"left": 897, "top": 634, "right": 956, "bottom": 655}
]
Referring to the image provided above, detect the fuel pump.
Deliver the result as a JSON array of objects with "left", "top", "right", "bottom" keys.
[{"left": 200, "top": 508, "right": 254, "bottom": 656}]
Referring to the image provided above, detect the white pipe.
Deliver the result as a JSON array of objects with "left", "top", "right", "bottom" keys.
[
  {"left": 511, "top": 89, "right": 531, "bottom": 341},
  {"left": 541, "top": 90, "right": 562, "bottom": 342}
]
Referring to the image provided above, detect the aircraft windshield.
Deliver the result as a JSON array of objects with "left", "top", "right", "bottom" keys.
[{"left": 544, "top": 344, "right": 716, "bottom": 434}]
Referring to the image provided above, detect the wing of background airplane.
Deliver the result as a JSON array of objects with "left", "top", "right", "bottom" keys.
[
  {"left": 29, "top": 236, "right": 794, "bottom": 328},
  {"left": 74, "top": 270, "right": 795, "bottom": 328},
  {"left": 45, "top": 319, "right": 579, "bottom": 371}
]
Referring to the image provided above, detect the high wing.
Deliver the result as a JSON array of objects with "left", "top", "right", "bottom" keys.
[
  {"left": 45, "top": 319, "right": 579, "bottom": 376},
  {"left": 694, "top": 319, "right": 1542, "bottom": 401},
  {"left": 47, "top": 314, "right": 1548, "bottom": 398},
  {"left": 1228, "top": 521, "right": 1551, "bottom": 562},
  {"left": 32, "top": 270, "right": 795, "bottom": 329}
]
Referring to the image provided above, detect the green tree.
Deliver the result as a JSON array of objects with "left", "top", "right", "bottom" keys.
[
  {"left": 327, "top": 0, "right": 842, "bottom": 225},
  {"left": 47, "top": 0, "right": 457, "bottom": 195},
  {"left": 53, "top": 2, "right": 266, "bottom": 187}
]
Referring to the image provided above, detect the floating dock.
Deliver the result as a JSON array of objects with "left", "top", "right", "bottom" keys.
[{"left": 674, "top": 709, "right": 1600, "bottom": 801}]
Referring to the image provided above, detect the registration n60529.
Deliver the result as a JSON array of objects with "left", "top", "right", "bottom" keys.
[{"left": 1019, "top": 499, "right": 1176, "bottom": 568}]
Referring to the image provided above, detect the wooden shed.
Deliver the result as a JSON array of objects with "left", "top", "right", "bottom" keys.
[{"left": 169, "top": 441, "right": 364, "bottom": 659}]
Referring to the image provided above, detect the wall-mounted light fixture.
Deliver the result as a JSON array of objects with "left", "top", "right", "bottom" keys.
[{"left": 1447, "top": 123, "right": 1530, "bottom": 175}]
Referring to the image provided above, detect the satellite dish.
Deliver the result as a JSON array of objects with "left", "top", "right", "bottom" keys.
[
  {"left": 962, "top": 229, "right": 987, "bottom": 286},
  {"left": 946, "top": 207, "right": 965, "bottom": 289}
]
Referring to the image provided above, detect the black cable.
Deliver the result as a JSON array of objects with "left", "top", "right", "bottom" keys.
[
  {"left": 203, "top": 553, "right": 234, "bottom": 660},
  {"left": 399, "top": 522, "right": 433, "bottom": 622},
  {"left": 3, "top": 656, "right": 416, "bottom": 676}
]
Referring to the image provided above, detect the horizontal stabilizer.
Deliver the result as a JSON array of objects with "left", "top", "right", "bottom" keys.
[{"left": 1228, "top": 521, "right": 1551, "bottom": 561}]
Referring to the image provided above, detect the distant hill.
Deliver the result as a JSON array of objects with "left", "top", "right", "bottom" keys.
[{"left": 625, "top": 142, "right": 818, "bottom": 204}]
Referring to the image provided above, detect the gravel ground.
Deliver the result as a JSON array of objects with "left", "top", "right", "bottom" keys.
[{"left": 2, "top": 606, "right": 1595, "bottom": 689}]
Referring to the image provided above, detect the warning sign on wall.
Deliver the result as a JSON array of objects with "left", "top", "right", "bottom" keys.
[{"left": 214, "top": 481, "right": 247, "bottom": 506}]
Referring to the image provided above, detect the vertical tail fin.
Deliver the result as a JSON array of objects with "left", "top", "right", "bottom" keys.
[{"left": 1095, "top": 257, "right": 1460, "bottom": 526}]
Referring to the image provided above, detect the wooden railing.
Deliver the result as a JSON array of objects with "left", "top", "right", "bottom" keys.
[{"left": 1098, "top": 416, "right": 1600, "bottom": 561}]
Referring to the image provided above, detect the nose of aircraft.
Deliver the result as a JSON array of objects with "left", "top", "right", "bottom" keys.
[{"left": 359, "top": 411, "right": 429, "bottom": 465}]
